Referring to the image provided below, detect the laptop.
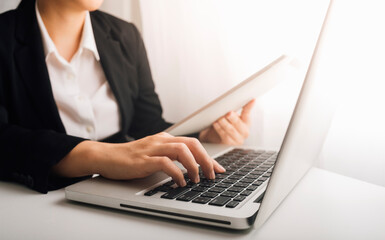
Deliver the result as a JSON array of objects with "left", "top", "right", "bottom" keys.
[{"left": 65, "top": 0, "right": 333, "bottom": 230}]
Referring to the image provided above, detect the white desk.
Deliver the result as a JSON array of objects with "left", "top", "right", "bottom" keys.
[{"left": 1, "top": 167, "right": 385, "bottom": 240}]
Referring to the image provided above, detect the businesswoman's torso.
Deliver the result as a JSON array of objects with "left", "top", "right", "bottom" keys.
[
  {"left": 35, "top": 2, "right": 121, "bottom": 141},
  {"left": 0, "top": 0, "right": 171, "bottom": 193}
]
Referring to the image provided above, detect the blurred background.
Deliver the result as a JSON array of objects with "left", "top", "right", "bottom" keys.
[{"left": 1, "top": 0, "right": 384, "bottom": 187}]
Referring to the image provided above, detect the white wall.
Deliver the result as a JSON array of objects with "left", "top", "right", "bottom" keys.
[
  {"left": 315, "top": 0, "right": 385, "bottom": 186},
  {"left": 100, "top": 0, "right": 142, "bottom": 32},
  {"left": 0, "top": 0, "right": 20, "bottom": 13}
]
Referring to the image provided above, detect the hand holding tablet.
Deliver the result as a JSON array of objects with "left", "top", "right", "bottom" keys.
[
  {"left": 166, "top": 55, "right": 298, "bottom": 138},
  {"left": 199, "top": 99, "right": 255, "bottom": 145}
]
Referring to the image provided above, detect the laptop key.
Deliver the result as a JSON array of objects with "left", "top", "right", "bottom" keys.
[
  {"left": 200, "top": 191, "right": 219, "bottom": 198},
  {"left": 144, "top": 189, "right": 158, "bottom": 196},
  {"left": 220, "top": 191, "right": 238, "bottom": 198},
  {"left": 186, "top": 181, "right": 197, "bottom": 188},
  {"left": 233, "top": 195, "right": 246, "bottom": 202},
  {"left": 240, "top": 190, "right": 253, "bottom": 196},
  {"left": 215, "top": 173, "right": 228, "bottom": 179},
  {"left": 247, "top": 185, "right": 259, "bottom": 191},
  {"left": 226, "top": 201, "right": 240, "bottom": 208},
  {"left": 199, "top": 182, "right": 215, "bottom": 187},
  {"left": 192, "top": 186, "right": 208, "bottom": 192},
  {"left": 228, "top": 175, "right": 243, "bottom": 180},
  {"left": 238, "top": 169, "right": 251, "bottom": 174},
  {"left": 263, "top": 173, "right": 272, "bottom": 177},
  {"left": 222, "top": 179, "right": 235, "bottom": 184},
  {"left": 161, "top": 187, "right": 189, "bottom": 199},
  {"left": 209, "top": 196, "right": 232, "bottom": 206},
  {"left": 263, "top": 163, "right": 274, "bottom": 167},
  {"left": 239, "top": 178, "right": 254, "bottom": 184},
  {"left": 253, "top": 170, "right": 266, "bottom": 175},
  {"left": 228, "top": 186, "right": 244, "bottom": 192},
  {"left": 217, "top": 172, "right": 231, "bottom": 176},
  {"left": 258, "top": 167, "right": 270, "bottom": 171},
  {"left": 243, "top": 175, "right": 259, "bottom": 180},
  {"left": 192, "top": 196, "right": 211, "bottom": 204},
  {"left": 247, "top": 163, "right": 259, "bottom": 168},
  {"left": 233, "top": 171, "right": 246, "bottom": 176},
  {"left": 201, "top": 178, "right": 215, "bottom": 183},
  {"left": 233, "top": 183, "right": 249, "bottom": 188},
  {"left": 208, "top": 187, "right": 226, "bottom": 193},
  {"left": 176, "top": 191, "right": 200, "bottom": 202},
  {"left": 213, "top": 179, "right": 222, "bottom": 183},
  {"left": 155, "top": 185, "right": 173, "bottom": 192},
  {"left": 252, "top": 181, "right": 264, "bottom": 186},
  {"left": 216, "top": 183, "right": 232, "bottom": 188},
  {"left": 259, "top": 177, "right": 269, "bottom": 182}
]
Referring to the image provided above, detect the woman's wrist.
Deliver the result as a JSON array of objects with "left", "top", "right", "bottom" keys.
[
  {"left": 81, "top": 140, "right": 106, "bottom": 176},
  {"left": 51, "top": 140, "right": 109, "bottom": 178}
]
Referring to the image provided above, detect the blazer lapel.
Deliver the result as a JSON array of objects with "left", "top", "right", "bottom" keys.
[
  {"left": 91, "top": 14, "right": 134, "bottom": 133},
  {"left": 14, "top": 0, "right": 66, "bottom": 133},
  {"left": 13, "top": 1, "right": 134, "bottom": 135}
]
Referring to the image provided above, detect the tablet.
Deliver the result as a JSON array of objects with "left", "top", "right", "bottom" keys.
[{"left": 166, "top": 55, "right": 296, "bottom": 136}]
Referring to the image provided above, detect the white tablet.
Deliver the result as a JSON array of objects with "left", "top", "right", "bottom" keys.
[{"left": 166, "top": 55, "right": 296, "bottom": 136}]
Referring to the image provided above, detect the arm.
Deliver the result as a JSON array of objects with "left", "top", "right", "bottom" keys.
[
  {"left": 0, "top": 102, "right": 224, "bottom": 192},
  {"left": 52, "top": 132, "right": 225, "bottom": 187},
  {"left": 0, "top": 106, "right": 87, "bottom": 193}
]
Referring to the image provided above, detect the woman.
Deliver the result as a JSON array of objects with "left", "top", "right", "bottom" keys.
[{"left": 0, "top": 0, "right": 254, "bottom": 193}]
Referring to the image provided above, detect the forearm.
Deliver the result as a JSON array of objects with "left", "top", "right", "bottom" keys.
[
  {"left": 51, "top": 132, "right": 226, "bottom": 187},
  {"left": 51, "top": 140, "right": 107, "bottom": 178}
]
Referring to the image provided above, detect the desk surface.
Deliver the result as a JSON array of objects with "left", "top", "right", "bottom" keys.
[{"left": 1, "top": 166, "right": 385, "bottom": 239}]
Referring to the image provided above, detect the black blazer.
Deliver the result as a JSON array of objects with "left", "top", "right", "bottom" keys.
[{"left": 0, "top": 0, "right": 172, "bottom": 193}]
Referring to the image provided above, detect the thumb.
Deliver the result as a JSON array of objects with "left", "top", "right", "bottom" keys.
[{"left": 240, "top": 99, "right": 256, "bottom": 125}]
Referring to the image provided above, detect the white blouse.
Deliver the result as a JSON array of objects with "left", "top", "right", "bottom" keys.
[{"left": 35, "top": 3, "right": 121, "bottom": 141}]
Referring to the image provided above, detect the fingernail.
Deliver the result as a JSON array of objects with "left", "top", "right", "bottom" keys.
[
  {"left": 194, "top": 175, "right": 200, "bottom": 183},
  {"left": 209, "top": 171, "right": 215, "bottom": 179},
  {"left": 180, "top": 179, "right": 187, "bottom": 187},
  {"left": 219, "top": 165, "right": 226, "bottom": 172}
]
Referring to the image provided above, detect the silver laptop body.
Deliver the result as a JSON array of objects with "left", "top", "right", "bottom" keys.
[{"left": 65, "top": 0, "right": 333, "bottom": 230}]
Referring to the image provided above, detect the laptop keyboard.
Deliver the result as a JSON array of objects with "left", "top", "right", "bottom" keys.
[{"left": 144, "top": 148, "right": 277, "bottom": 208}]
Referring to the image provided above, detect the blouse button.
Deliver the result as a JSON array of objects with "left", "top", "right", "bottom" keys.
[
  {"left": 86, "top": 125, "right": 94, "bottom": 133},
  {"left": 67, "top": 72, "right": 75, "bottom": 81}
]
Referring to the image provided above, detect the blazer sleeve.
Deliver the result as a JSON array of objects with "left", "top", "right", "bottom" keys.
[
  {"left": 0, "top": 106, "right": 87, "bottom": 193},
  {"left": 127, "top": 25, "right": 173, "bottom": 139},
  {"left": 0, "top": 6, "right": 90, "bottom": 193}
]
